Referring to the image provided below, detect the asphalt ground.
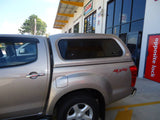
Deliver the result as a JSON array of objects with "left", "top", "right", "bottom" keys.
[{"left": 105, "top": 78, "right": 160, "bottom": 120}]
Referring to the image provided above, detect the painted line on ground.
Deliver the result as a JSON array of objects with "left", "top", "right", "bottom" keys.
[
  {"left": 106, "top": 101, "right": 160, "bottom": 111},
  {"left": 115, "top": 109, "right": 133, "bottom": 120}
]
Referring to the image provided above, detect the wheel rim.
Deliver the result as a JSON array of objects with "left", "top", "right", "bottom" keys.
[{"left": 67, "top": 103, "right": 93, "bottom": 120}]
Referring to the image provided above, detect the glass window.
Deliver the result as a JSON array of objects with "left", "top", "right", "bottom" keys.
[
  {"left": 84, "top": 11, "right": 96, "bottom": 33},
  {"left": 127, "top": 32, "right": 138, "bottom": 54},
  {"left": 69, "top": 28, "right": 72, "bottom": 33},
  {"left": 114, "top": 0, "right": 122, "bottom": 26},
  {"left": 0, "top": 37, "right": 38, "bottom": 68},
  {"left": 89, "top": 15, "right": 93, "bottom": 33},
  {"left": 92, "top": 12, "right": 96, "bottom": 33},
  {"left": 106, "top": 28, "right": 113, "bottom": 34},
  {"left": 84, "top": 19, "right": 87, "bottom": 33},
  {"left": 121, "top": 0, "right": 132, "bottom": 24},
  {"left": 107, "top": 1, "right": 114, "bottom": 28},
  {"left": 85, "top": 17, "right": 90, "bottom": 33},
  {"left": 131, "top": 20, "right": 144, "bottom": 32},
  {"left": 113, "top": 26, "right": 120, "bottom": 36},
  {"left": 121, "top": 23, "right": 129, "bottom": 33},
  {"left": 74, "top": 23, "right": 79, "bottom": 33},
  {"left": 58, "top": 39, "right": 122, "bottom": 60},
  {"left": 119, "top": 33, "right": 127, "bottom": 43},
  {"left": 132, "top": 0, "right": 146, "bottom": 21}
]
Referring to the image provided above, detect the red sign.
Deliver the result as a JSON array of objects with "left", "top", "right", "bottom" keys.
[
  {"left": 84, "top": 0, "right": 93, "bottom": 15},
  {"left": 145, "top": 34, "right": 160, "bottom": 82}
]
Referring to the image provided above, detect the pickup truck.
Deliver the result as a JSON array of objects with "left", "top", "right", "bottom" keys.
[{"left": 0, "top": 34, "right": 137, "bottom": 120}]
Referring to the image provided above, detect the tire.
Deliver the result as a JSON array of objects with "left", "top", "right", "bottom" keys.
[{"left": 56, "top": 94, "right": 99, "bottom": 120}]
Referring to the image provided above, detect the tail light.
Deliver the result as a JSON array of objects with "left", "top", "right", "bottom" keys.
[{"left": 130, "top": 66, "right": 137, "bottom": 87}]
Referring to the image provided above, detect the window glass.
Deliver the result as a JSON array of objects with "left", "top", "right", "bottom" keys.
[
  {"left": 131, "top": 20, "right": 144, "bottom": 32},
  {"left": 69, "top": 28, "right": 72, "bottom": 33},
  {"left": 121, "top": 23, "right": 129, "bottom": 33},
  {"left": 84, "top": 19, "right": 87, "bottom": 33},
  {"left": 119, "top": 33, "right": 127, "bottom": 43},
  {"left": 113, "top": 26, "right": 120, "bottom": 36},
  {"left": 74, "top": 23, "right": 79, "bottom": 33},
  {"left": 106, "top": 28, "right": 113, "bottom": 34},
  {"left": 122, "top": 0, "right": 132, "bottom": 24},
  {"left": 132, "top": 0, "right": 146, "bottom": 21},
  {"left": 114, "top": 0, "right": 122, "bottom": 26},
  {"left": 58, "top": 39, "right": 122, "bottom": 60},
  {"left": 89, "top": 15, "right": 93, "bottom": 33},
  {"left": 87, "top": 17, "right": 90, "bottom": 33},
  {"left": 107, "top": 1, "right": 114, "bottom": 28},
  {"left": 84, "top": 11, "right": 96, "bottom": 33},
  {"left": 92, "top": 12, "right": 96, "bottom": 33},
  {"left": 90, "top": 15, "right": 93, "bottom": 29},
  {"left": 0, "top": 37, "right": 38, "bottom": 68},
  {"left": 127, "top": 32, "right": 138, "bottom": 54}
]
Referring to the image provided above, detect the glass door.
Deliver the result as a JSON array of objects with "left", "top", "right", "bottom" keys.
[{"left": 126, "top": 32, "right": 142, "bottom": 68}]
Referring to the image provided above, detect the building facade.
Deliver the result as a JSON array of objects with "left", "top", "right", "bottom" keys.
[{"left": 54, "top": 0, "right": 160, "bottom": 81}]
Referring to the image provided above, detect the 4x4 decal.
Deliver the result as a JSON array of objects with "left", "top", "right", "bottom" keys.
[{"left": 113, "top": 68, "right": 128, "bottom": 73}]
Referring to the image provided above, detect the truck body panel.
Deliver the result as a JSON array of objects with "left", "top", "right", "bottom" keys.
[
  {"left": 0, "top": 34, "right": 136, "bottom": 120},
  {"left": 0, "top": 35, "right": 51, "bottom": 119}
]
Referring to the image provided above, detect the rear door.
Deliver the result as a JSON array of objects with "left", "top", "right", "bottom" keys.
[{"left": 0, "top": 36, "right": 50, "bottom": 119}]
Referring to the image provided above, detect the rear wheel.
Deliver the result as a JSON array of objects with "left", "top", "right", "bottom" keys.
[{"left": 56, "top": 95, "right": 99, "bottom": 120}]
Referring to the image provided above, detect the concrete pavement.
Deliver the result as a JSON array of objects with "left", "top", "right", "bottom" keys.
[{"left": 105, "top": 78, "right": 160, "bottom": 120}]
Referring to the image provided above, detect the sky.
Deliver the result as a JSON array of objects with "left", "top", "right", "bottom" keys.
[{"left": 0, "top": 0, "right": 62, "bottom": 35}]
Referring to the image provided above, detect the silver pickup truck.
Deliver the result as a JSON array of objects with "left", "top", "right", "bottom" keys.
[{"left": 0, "top": 34, "right": 137, "bottom": 120}]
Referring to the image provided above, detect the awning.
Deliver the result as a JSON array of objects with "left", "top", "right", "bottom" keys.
[{"left": 53, "top": 0, "right": 84, "bottom": 29}]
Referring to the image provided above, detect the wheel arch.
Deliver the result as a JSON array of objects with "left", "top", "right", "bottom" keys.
[{"left": 52, "top": 89, "right": 105, "bottom": 120}]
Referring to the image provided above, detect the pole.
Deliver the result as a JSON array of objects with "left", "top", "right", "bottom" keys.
[{"left": 34, "top": 18, "right": 37, "bottom": 35}]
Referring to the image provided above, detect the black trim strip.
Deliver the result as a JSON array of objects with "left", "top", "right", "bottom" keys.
[
  {"left": 43, "top": 38, "right": 54, "bottom": 115},
  {"left": 0, "top": 37, "right": 39, "bottom": 43},
  {"left": 55, "top": 60, "right": 133, "bottom": 68}
]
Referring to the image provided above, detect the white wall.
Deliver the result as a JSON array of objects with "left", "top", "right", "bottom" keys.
[
  {"left": 62, "top": 2, "right": 86, "bottom": 33},
  {"left": 138, "top": 0, "right": 160, "bottom": 78},
  {"left": 62, "top": 0, "right": 106, "bottom": 34}
]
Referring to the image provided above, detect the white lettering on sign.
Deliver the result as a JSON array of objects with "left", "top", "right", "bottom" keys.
[
  {"left": 152, "top": 38, "right": 159, "bottom": 64},
  {"left": 151, "top": 38, "right": 159, "bottom": 77},
  {"left": 84, "top": 1, "right": 93, "bottom": 15},
  {"left": 151, "top": 65, "right": 156, "bottom": 77},
  {"left": 85, "top": 2, "right": 92, "bottom": 12}
]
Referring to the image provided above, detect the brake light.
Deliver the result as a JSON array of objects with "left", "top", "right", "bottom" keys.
[{"left": 130, "top": 66, "right": 137, "bottom": 87}]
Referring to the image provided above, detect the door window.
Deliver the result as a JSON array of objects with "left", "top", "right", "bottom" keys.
[{"left": 0, "top": 37, "right": 38, "bottom": 67}]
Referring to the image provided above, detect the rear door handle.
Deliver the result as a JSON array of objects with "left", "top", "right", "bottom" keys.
[{"left": 26, "top": 72, "right": 45, "bottom": 79}]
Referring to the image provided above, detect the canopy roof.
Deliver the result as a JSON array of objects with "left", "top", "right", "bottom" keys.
[{"left": 53, "top": 0, "right": 84, "bottom": 29}]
